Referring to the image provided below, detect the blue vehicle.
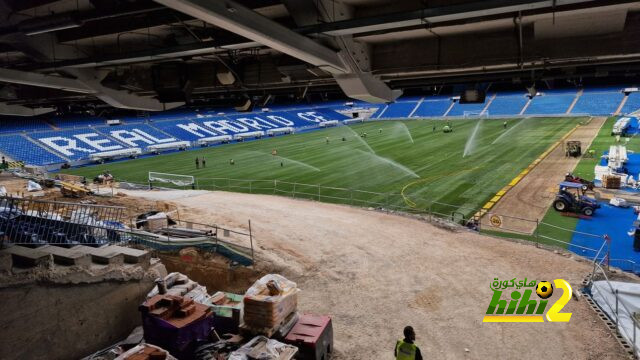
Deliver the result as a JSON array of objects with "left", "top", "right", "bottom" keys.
[{"left": 553, "top": 181, "right": 600, "bottom": 216}]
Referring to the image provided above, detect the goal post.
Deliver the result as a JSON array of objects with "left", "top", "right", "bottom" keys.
[
  {"left": 463, "top": 110, "right": 490, "bottom": 119},
  {"left": 148, "top": 172, "right": 195, "bottom": 189}
]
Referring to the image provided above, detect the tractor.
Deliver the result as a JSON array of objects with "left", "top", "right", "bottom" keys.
[
  {"left": 553, "top": 181, "right": 600, "bottom": 216},
  {"left": 564, "top": 172, "right": 595, "bottom": 191},
  {"left": 565, "top": 140, "right": 582, "bottom": 157}
]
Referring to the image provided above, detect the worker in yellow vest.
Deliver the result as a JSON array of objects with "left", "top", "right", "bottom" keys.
[{"left": 394, "top": 326, "right": 423, "bottom": 360}]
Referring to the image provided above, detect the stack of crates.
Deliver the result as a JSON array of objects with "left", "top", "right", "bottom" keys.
[{"left": 603, "top": 174, "right": 621, "bottom": 189}]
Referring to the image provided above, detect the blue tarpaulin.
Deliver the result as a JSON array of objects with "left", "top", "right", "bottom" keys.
[{"left": 571, "top": 202, "right": 640, "bottom": 271}]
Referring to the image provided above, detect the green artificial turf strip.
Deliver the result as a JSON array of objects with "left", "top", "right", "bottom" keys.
[{"left": 63, "top": 117, "right": 584, "bottom": 218}]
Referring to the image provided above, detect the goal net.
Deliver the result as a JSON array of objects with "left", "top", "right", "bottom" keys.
[
  {"left": 463, "top": 110, "right": 489, "bottom": 119},
  {"left": 148, "top": 172, "right": 195, "bottom": 187}
]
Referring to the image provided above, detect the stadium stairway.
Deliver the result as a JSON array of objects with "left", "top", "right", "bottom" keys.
[
  {"left": 377, "top": 98, "right": 420, "bottom": 118},
  {"left": 566, "top": 89, "right": 583, "bottom": 114},
  {"left": 487, "top": 92, "right": 528, "bottom": 116},
  {"left": 482, "top": 93, "right": 497, "bottom": 113},
  {"left": 519, "top": 96, "right": 532, "bottom": 115},
  {"left": 443, "top": 100, "right": 455, "bottom": 116},
  {"left": 407, "top": 97, "right": 425, "bottom": 117},
  {"left": 615, "top": 94, "right": 629, "bottom": 115},
  {"left": 524, "top": 90, "right": 577, "bottom": 115},
  {"left": 621, "top": 92, "right": 640, "bottom": 114},
  {"left": 571, "top": 88, "right": 625, "bottom": 116},
  {"left": 411, "top": 97, "right": 452, "bottom": 117}
]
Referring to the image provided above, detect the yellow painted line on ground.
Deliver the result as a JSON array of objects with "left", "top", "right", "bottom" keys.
[
  {"left": 490, "top": 195, "right": 502, "bottom": 203},
  {"left": 482, "top": 201, "right": 495, "bottom": 210},
  {"left": 473, "top": 124, "right": 580, "bottom": 220}
]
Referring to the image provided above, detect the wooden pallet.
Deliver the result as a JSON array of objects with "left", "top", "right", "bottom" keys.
[{"left": 239, "top": 312, "right": 298, "bottom": 338}]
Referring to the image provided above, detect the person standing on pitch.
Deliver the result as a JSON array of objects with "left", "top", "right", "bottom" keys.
[
  {"left": 503, "top": 120, "right": 507, "bottom": 129},
  {"left": 202, "top": 156, "right": 206, "bottom": 168},
  {"left": 394, "top": 326, "right": 423, "bottom": 360},
  {"left": 433, "top": 123, "right": 436, "bottom": 132},
  {"left": 195, "top": 157, "right": 200, "bottom": 169}
]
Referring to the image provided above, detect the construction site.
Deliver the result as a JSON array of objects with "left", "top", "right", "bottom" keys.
[{"left": 2, "top": 0, "right": 640, "bottom": 359}]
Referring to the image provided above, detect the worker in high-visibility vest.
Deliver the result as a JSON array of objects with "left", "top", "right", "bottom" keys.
[{"left": 394, "top": 326, "right": 423, "bottom": 360}]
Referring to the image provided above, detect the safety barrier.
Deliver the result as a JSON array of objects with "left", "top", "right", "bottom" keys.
[
  {"left": 0, "top": 196, "right": 254, "bottom": 265},
  {"left": 588, "top": 260, "right": 640, "bottom": 358}
]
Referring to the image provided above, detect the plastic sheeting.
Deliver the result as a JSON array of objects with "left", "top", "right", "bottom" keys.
[
  {"left": 228, "top": 336, "right": 297, "bottom": 360},
  {"left": 591, "top": 280, "right": 640, "bottom": 355},
  {"left": 115, "top": 343, "right": 177, "bottom": 360},
  {"left": 147, "top": 272, "right": 210, "bottom": 304},
  {"left": 26, "top": 180, "right": 42, "bottom": 192}
]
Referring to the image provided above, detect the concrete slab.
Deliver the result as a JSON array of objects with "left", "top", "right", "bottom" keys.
[
  {"left": 71, "top": 245, "right": 125, "bottom": 265},
  {"left": 102, "top": 245, "right": 151, "bottom": 267},
  {"left": 1, "top": 245, "right": 52, "bottom": 268},
  {"left": 0, "top": 250, "right": 12, "bottom": 272},
  {"left": 38, "top": 245, "right": 92, "bottom": 268}
]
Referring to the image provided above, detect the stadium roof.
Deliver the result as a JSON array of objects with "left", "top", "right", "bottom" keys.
[{"left": 0, "top": 0, "right": 639, "bottom": 113}]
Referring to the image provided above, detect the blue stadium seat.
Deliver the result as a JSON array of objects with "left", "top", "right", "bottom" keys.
[
  {"left": 0, "top": 134, "right": 66, "bottom": 165},
  {"left": 378, "top": 102, "right": 418, "bottom": 118},
  {"left": 0, "top": 116, "right": 52, "bottom": 133},
  {"left": 621, "top": 92, "right": 640, "bottom": 114},
  {"left": 98, "top": 124, "right": 178, "bottom": 149},
  {"left": 151, "top": 117, "right": 219, "bottom": 141},
  {"left": 487, "top": 93, "right": 528, "bottom": 115},
  {"left": 571, "top": 91, "right": 624, "bottom": 115},
  {"left": 52, "top": 116, "right": 106, "bottom": 128},
  {"left": 412, "top": 98, "right": 452, "bottom": 117},
  {"left": 30, "top": 129, "right": 130, "bottom": 160},
  {"left": 525, "top": 91, "right": 577, "bottom": 115}
]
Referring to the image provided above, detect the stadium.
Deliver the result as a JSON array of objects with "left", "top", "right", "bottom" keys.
[{"left": 1, "top": 0, "right": 640, "bottom": 359}]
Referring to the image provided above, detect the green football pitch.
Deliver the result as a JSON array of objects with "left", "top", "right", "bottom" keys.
[{"left": 62, "top": 117, "right": 585, "bottom": 217}]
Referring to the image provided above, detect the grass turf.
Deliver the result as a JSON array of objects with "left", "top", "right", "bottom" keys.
[{"left": 63, "top": 117, "right": 584, "bottom": 218}]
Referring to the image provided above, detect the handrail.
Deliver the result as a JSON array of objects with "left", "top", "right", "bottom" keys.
[{"left": 590, "top": 261, "right": 640, "bottom": 357}]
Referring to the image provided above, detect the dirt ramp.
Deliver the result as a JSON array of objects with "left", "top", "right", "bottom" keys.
[{"left": 121, "top": 188, "right": 627, "bottom": 359}]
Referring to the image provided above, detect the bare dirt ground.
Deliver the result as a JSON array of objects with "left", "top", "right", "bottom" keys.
[
  {"left": 120, "top": 188, "right": 627, "bottom": 360},
  {"left": 484, "top": 117, "right": 607, "bottom": 234}
]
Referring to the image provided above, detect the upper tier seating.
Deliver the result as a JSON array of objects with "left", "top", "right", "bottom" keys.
[
  {"left": 487, "top": 93, "right": 529, "bottom": 115},
  {"left": 0, "top": 135, "right": 66, "bottom": 165},
  {"left": 524, "top": 91, "right": 577, "bottom": 115},
  {"left": 52, "top": 116, "right": 106, "bottom": 128},
  {"left": 621, "top": 92, "right": 640, "bottom": 114},
  {"left": 571, "top": 88, "right": 624, "bottom": 115},
  {"left": 0, "top": 116, "right": 52, "bottom": 133}
]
